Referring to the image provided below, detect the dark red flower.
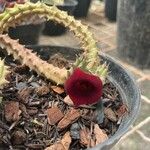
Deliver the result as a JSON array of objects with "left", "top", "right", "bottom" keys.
[{"left": 65, "top": 68, "right": 103, "bottom": 107}]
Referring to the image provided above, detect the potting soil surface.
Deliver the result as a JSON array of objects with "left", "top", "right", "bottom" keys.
[{"left": 0, "top": 53, "right": 128, "bottom": 149}]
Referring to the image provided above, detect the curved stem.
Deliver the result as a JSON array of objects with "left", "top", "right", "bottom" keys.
[
  {"left": 0, "top": 34, "right": 67, "bottom": 84},
  {"left": 0, "top": 58, "right": 9, "bottom": 86},
  {"left": 0, "top": 2, "right": 107, "bottom": 84},
  {"left": 0, "top": 2, "right": 98, "bottom": 66}
]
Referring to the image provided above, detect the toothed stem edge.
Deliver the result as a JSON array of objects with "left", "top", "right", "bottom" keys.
[
  {"left": 0, "top": 35, "right": 67, "bottom": 84},
  {"left": 0, "top": 2, "right": 98, "bottom": 68},
  {"left": 0, "top": 58, "right": 9, "bottom": 87},
  {"left": 0, "top": 2, "right": 108, "bottom": 83}
]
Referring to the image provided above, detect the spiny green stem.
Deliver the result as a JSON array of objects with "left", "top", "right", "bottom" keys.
[
  {"left": 0, "top": 34, "right": 67, "bottom": 84},
  {"left": 0, "top": 58, "right": 9, "bottom": 87},
  {"left": 0, "top": 2, "right": 108, "bottom": 84},
  {"left": 0, "top": 2, "right": 98, "bottom": 68}
]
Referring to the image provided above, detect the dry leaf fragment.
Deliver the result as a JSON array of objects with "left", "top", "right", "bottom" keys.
[
  {"left": 80, "top": 127, "right": 96, "bottom": 148},
  {"left": 104, "top": 108, "right": 117, "bottom": 122},
  {"left": 80, "top": 128, "right": 91, "bottom": 147},
  {"left": 61, "top": 132, "right": 72, "bottom": 150},
  {"left": 4, "top": 101, "right": 21, "bottom": 122},
  {"left": 51, "top": 86, "right": 65, "bottom": 94},
  {"left": 47, "top": 107, "right": 64, "bottom": 125},
  {"left": 36, "top": 86, "right": 50, "bottom": 96},
  {"left": 94, "top": 124, "right": 108, "bottom": 145},
  {"left": 45, "top": 132, "right": 71, "bottom": 150},
  {"left": 12, "top": 130, "right": 26, "bottom": 145},
  {"left": 45, "top": 143, "right": 64, "bottom": 150},
  {"left": 57, "top": 108, "right": 80, "bottom": 130},
  {"left": 90, "top": 138, "right": 96, "bottom": 147},
  {"left": 63, "top": 95, "right": 74, "bottom": 106},
  {"left": 17, "top": 88, "right": 32, "bottom": 104},
  {"left": 116, "top": 104, "right": 128, "bottom": 118}
]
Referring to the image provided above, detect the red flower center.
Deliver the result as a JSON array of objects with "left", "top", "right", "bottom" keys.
[
  {"left": 75, "top": 80, "right": 94, "bottom": 93},
  {"left": 65, "top": 68, "right": 103, "bottom": 106}
]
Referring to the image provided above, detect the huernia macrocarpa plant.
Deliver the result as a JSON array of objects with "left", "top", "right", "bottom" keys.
[{"left": 0, "top": 2, "right": 108, "bottom": 106}]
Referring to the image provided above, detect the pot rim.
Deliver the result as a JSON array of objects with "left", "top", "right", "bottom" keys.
[
  {"left": 25, "top": 45, "right": 141, "bottom": 150},
  {"left": 89, "top": 52, "right": 141, "bottom": 150}
]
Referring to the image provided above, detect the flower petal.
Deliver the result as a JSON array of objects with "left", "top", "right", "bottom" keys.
[{"left": 65, "top": 68, "right": 103, "bottom": 106}]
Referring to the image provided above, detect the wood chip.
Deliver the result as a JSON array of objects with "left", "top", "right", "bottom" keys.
[
  {"left": 12, "top": 130, "right": 27, "bottom": 145},
  {"left": 90, "top": 138, "right": 96, "bottom": 147},
  {"left": 36, "top": 86, "right": 50, "bottom": 96},
  {"left": 45, "top": 132, "right": 71, "bottom": 150},
  {"left": 116, "top": 104, "right": 128, "bottom": 118},
  {"left": 61, "top": 132, "right": 72, "bottom": 150},
  {"left": 47, "top": 107, "right": 64, "bottom": 125},
  {"left": 17, "top": 88, "right": 31, "bottom": 104},
  {"left": 51, "top": 86, "right": 64, "bottom": 94},
  {"left": 45, "top": 143, "right": 64, "bottom": 150},
  {"left": 80, "top": 128, "right": 91, "bottom": 147},
  {"left": 94, "top": 124, "right": 108, "bottom": 145},
  {"left": 104, "top": 108, "right": 117, "bottom": 122},
  {"left": 4, "top": 101, "right": 21, "bottom": 122},
  {"left": 63, "top": 95, "right": 74, "bottom": 106},
  {"left": 57, "top": 108, "right": 80, "bottom": 130}
]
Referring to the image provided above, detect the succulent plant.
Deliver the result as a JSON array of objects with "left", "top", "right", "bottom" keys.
[
  {"left": 0, "top": 34, "right": 68, "bottom": 84},
  {"left": 0, "top": 2, "right": 108, "bottom": 106}
]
